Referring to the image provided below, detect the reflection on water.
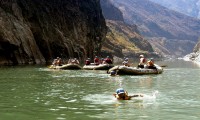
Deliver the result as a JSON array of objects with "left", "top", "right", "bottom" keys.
[
  {"left": 0, "top": 60, "right": 200, "bottom": 120},
  {"left": 137, "top": 77, "right": 153, "bottom": 88},
  {"left": 157, "top": 59, "right": 200, "bottom": 68}
]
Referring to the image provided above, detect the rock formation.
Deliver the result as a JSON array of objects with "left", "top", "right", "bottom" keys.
[
  {"left": 103, "top": 20, "right": 157, "bottom": 59},
  {"left": 100, "top": 0, "right": 124, "bottom": 21},
  {"left": 184, "top": 39, "right": 200, "bottom": 63},
  {"left": 192, "top": 40, "right": 200, "bottom": 63},
  {"left": 100, "top": 0, "right": 158, "bottom": 60},
  {"left": 0, "top": 0, "right": 107, "bottom": 65}
]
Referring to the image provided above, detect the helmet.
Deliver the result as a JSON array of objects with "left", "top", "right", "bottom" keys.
[
  {"left": 110, "top": 70, "right": 116, "bottom": 75},
  {"left": 125, "top": 58, "right": 129, "bottom": 61},
  {"left": 139, "top": 55, "right": 144, "bottom": 58},
  {"left": 116, "top": 88, "right": 125, "bottom": 94}
]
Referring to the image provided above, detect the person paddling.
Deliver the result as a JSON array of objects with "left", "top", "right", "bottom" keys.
[
  {"left": 52, "top": 57, "right": 62, "bottom": 66},
  {"left": 103, "top": 56, "right": 113, "bottom": 64},
  {"left": 71, "top": 58, "right": 79, "bottom": 64},
  {"left": 122, "top": 58, "right": 130, "bottom": 67},
  {"left": 94, "top": 56, "right": 100, "bottom": 65},
  {"left": 85, "top": 58, "right": 91, "bottom": 65},
  {"left": 146, "top": 58, "right": 156, "bottom": 69}
]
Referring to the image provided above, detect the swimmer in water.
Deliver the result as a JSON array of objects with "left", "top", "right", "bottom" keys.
[
  {"left": 110, "top": 70, "right": 117, "bottom": 76},
  {"left": 113, "top": 88, "right": 144, "bottom": 100}
]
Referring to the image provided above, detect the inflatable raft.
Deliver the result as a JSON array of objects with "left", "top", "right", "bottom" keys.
[
  {"left": 108, "top": 64, "right": 163, "bottom": 75},
  {"left": 83, "top": 64, "right": 114, "bottom": 70},
  {"left": 49, "top": 64, "right": 82, "bottom": 70}
]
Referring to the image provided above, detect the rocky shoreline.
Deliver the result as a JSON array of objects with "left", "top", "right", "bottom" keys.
[{"left": 183, "top": 52, "right": 200, "bottom": 65}]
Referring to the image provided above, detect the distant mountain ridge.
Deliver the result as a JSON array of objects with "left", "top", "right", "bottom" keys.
[
  {"left": 112, "top": 0, "right": 200, "bottom": 41},
  {"left": 149, "top": 0, "right": 200, "bottom": 19},
  {"left": 144, "top": 0, "right": 200, "bottom": 60},
  {"left": 110, "top": 0, "right": 200, "bottom": 57}
]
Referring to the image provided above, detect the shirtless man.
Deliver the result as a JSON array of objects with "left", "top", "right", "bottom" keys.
[{"left": 138, "top": 55, "right": 146, "bottom": 68}]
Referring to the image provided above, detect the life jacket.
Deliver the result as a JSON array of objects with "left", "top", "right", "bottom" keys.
[
  {"left": 142, "top": 58, "right": 146, "bottom": 63},
  {"left": 56, "top": 59, "right": 62, "bottom": 66},
  {"left": 85, "top": 60, "right": 90, "bottom": 65},
  {"left": 94, "top": 58, "right": 99, "bottom": 65},
  {"left": 105, "top": 58, "right": 112, "bottom": 64},
  {"left": 148, "top": 60, "right": 154, "bottom": 66}
]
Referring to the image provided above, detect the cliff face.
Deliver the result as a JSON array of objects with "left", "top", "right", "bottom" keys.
[
  {"left": 100, "top": 0, "right": 158, "bottom": 60},
  {"left": 149, "top": 37, "right": 196, "bottom": 57},
  {"left": 184, "top": 39, "right": 200, "bottom": 63},
  {"left": 100, "top": 0, "right": 124, "bottom": 21},
  {"left": 193, "top": 40, "right": 200, "bottom": 63},
  {"left": 193, "top": 39, "right": 200, "bottom": 53},
  {"left": 0, "top": 0, "right": 107, "bottom": 65},
  {"left": 103, "top": 20, "right": 156, "bottom": 59}
]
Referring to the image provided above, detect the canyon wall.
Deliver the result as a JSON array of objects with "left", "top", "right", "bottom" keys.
[{"left": 0, "top": 0, "right": 107, "bottom": 65}]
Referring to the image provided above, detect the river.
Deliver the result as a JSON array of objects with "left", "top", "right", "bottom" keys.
[{"left": 0, "top": 59, "right": 200, "bottom": 120}]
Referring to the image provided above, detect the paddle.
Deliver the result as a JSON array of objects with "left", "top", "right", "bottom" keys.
[{"left": 160, "top": 65, "right": 168, "bottom": 67}]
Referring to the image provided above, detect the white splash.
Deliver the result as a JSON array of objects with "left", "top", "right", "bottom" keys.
[{"left": 131, "top": 90, "right": 159, "bottom": 101}]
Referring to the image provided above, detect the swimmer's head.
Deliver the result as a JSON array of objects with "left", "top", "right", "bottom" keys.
[{"left": 110, "top": 70, "right": 116, "bottom": 76}]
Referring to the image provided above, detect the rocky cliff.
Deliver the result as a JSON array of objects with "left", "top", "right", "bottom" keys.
[
  {"left": 103, "top": 20, "right": 156, "bottom": 59},
  {"left": 184, "top": 38, "right": 200, "bottom": 63},
  {"left": 193, "top": 39, "right": 200, "bottom": 53},
  {"left": 100, "top": 0, "right": 158, "bottom": 60},
  {"left": 149, "top": 37, "right": 196, "bottom": 57},
  {"left": 100, "top": 0, "right": 124, "bottom": 21},
  {"left": 193, "top": 40, "right": 200, "bottom": 63},
  {"left": 0, "top": 0, "right": 107, "bottom": 65}
]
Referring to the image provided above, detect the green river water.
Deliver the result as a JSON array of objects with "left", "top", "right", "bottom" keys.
[{"left": 0, "top": 60, "right": 200, "bottom": 120}]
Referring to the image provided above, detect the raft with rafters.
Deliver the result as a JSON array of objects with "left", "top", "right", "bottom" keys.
[
  {"left": 108, "top": 64, "right": 163, "bottom": 75},
  {"left": 49, "top": 64, "right": 82, "bottom": 70},
  {"left": 83, "top": 64, "right": 114, "bottom": 70}
]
